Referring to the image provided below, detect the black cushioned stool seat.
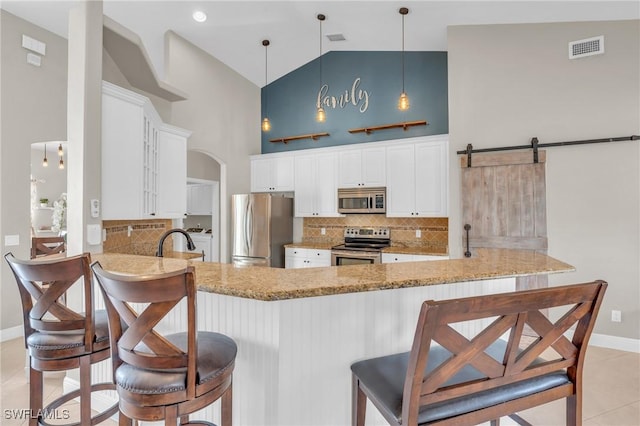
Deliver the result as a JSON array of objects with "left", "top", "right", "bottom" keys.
[
  {"left": 116, "top": 332, "right": 237, "bottom": 401},
  {"left": 26, "top": 310, "right": 111, "bottom": 357}
]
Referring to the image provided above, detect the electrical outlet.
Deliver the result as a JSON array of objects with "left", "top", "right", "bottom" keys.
[
  {"left": 415, "top": 229, "right": 421, "bottom": 238},
  {"left": 4, "top": 234, "right": 19, "bottom": 246},
  {"left": 611, "top": 310, "right": 622, "bottom": 323},
  {"left": 321, "top": 228, "right": 326, "bottom": 235}
]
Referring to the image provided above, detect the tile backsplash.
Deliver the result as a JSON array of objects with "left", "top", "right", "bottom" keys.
[
  {"left": 303, "top": 215, "right": 448, "bottom": 253},
  {"left": 103, "top": 219, "right": 174, "bottom": 256}
]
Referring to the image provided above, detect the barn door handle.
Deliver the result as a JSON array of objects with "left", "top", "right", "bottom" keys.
[{"left": 464, "top": 224, "right": 472, "bottom": 258}]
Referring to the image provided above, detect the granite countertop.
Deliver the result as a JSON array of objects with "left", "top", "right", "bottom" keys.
[
  {"left": 161, "top": 250, "right": 204, "bottom": 260},
  {"left": 382, "top": 246, "right": 448, "bottom": 256},
  {"left": 92, "top": 248, "right": 574, "bottom": 302}
]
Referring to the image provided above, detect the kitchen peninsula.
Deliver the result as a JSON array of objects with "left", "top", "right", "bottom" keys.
[{"left": 92, "top": 249, "right": 574, "bottom": 426}]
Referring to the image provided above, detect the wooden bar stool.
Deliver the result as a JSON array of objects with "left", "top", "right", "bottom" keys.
[
  {"left": 30, "top": 236, "right": 66, "bottom": 259},
  {"left": 91, "top": 262, "right": 236, "bottom": 426},
  {"left": 4, "top": 252, "right": 118, "bottom": 426},
  {"left": 351, "top": 281, "right": 607, "bottom": 426}
]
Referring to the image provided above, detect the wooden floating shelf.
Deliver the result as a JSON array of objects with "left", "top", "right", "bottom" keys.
[
  {"left": 269, "top": 132, "right": 330, "bottom": 144},
  {"left": 348, "top": 120, "right": 428, "bottom": 135}
]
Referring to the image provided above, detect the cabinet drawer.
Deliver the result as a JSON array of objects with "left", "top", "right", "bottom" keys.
[{"left": 285, "top": 247, "right": 331, "bottom": 268}]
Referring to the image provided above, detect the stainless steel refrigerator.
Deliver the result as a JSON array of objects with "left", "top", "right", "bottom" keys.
[{"left": 231, "top": 193, "right": 293, "bottom": 268}]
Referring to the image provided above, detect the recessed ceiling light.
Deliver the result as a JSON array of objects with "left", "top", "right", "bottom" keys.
[{"left": 193, "top": 10, "right": 207, "bottom": 23}]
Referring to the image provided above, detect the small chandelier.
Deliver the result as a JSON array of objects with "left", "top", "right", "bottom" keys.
[
  {"left": 58, "top": 143, "right": 64, "bottom": 169},
  {"left": 261, "top": 39, "right": 272, "bottom": 132},
  {"left": 316, "top": 14, "right": 326, "bottom": 122},
  {"left": 398, "top": 7, "right": 410, "bottom": 111},
  {"left": 42, "top": 144, "right": 48, "bottom": 167}
]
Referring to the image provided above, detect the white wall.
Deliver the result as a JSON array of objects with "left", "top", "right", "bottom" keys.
[
  {"left": 164, "top": 31, "right": 261, "bottom": 262},
  {"left": 448, "top": 20, "right": 640, "bottom": 341},
  {"left": 187, "top": 150, "right": 220, "bottom": 181},
  {"left": 0, "top": 10, "right": 68, "bottom": 334}
]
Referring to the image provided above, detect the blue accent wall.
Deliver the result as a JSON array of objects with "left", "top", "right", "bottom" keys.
[{"left": 261, "top": 51, "right": 448, "bottom": 154}]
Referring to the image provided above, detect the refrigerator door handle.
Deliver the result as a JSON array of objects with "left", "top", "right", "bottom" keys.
[
  {"left": 248, "top": 199, "right": 254, "bottom": 252},
  {"left": 244, "top": 199, "right": 251, "bottom": 254}
]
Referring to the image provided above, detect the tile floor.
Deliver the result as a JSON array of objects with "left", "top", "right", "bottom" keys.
[{"left": 1, "top": 337, "right": 638, "bottom": 425}]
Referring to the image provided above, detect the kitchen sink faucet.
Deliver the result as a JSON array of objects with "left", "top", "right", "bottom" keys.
[{"left": 156, "top": 228, "right": 196, "bottom": 257}]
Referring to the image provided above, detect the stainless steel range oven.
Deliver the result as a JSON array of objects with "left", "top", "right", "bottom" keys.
[{"left": 331, "top": 227, "right": 390, "bottom": 266}]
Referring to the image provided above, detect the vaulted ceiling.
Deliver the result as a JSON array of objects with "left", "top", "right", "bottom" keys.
[{"left": 2, "top": 1, "right": 638, "bottom": 87}]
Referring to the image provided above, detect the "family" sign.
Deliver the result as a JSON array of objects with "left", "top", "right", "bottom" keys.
[{"left": 316, "top": 77, "right": 370, "bottom": 114}]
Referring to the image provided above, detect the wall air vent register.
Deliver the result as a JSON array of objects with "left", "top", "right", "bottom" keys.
[{"left": 569, "top": 35, "right": 604, "bottom": 59}]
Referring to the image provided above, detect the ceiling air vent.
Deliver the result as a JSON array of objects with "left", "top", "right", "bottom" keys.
[
  {"left": 326, "top": 33, "right": 346, "bottom": 42},
  {"left": 569, "top": 35, "right": 604, "bottom": 59}
]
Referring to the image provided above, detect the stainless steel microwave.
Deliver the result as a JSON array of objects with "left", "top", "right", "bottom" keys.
[{"left": 337, "top": 187, "right": 386, "bottom": 214}]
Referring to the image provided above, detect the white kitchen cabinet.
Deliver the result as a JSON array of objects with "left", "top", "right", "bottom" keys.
[
  {"left": 337, "top": 147, "right": 386, "bottom": 188},
  {"left": 251, "top": 155, "right": 294, "bottom": 193},
  {"left": 102, "top": 83, "right": 150, "bottom": 220},
  {"left": 102, "top": 81, "right": 190, "bottom": 220},
  {"left": 386, "top": 139, "right": 448, "bottom": 217},
  {"left": 382, "top": 253, "right": 449, "bottom": 263},
  {"left": 294, "top": 152, "right": 340, "bottom": 217},
  {"left": 285, "top": 247, "right": 331, "bottom": 269},
  {"left": 191, "top": 234, "right": 213, "bottom": 262},
  {"left": 187, "top": 183, "right": 213, "bottom": 215},
  {"left": 157, "top": 125, "right": 188, "bottom": 219}
]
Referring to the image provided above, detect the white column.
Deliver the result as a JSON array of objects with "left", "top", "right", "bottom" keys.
[{"left": 66, "top": 0, "right": 103, "bottom": 256}]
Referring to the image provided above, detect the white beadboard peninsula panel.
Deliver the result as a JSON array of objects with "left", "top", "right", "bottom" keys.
[{"left": 82, "top": 278, "right": 515, "bottom": 425}]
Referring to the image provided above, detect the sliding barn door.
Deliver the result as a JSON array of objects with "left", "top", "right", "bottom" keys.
[{"left": 461, "top": 151, "right": 548, "bottom": 293}]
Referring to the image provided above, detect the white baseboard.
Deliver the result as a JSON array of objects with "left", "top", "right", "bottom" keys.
[
  {"left": 589, "top": 332, "right": 640, "bottom": 353},
  {"left": 0, "top": 325, "right": 23, "bottom": 342}
]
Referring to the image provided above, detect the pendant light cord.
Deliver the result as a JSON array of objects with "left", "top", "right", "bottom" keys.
[
  {"left": 401, "top": 12, "right": 405, "bottom": 93},
  {"left": 264, "top": 41, "right": 268, "bottom": 116},
  {"left": 319, "top": 16, "right": 323, "bottom": 87}
]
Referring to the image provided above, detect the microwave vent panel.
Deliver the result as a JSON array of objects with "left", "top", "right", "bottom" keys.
[{"left": 569, "top": 35, "right": 604, "bottom": 59}]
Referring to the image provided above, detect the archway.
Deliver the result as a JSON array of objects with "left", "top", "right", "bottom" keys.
[
  {"left": 186, "top": 149, "right": 228, "bottom": 263},
  {"left": 30, "top": 142, "right": 68, "bottom": 257}
]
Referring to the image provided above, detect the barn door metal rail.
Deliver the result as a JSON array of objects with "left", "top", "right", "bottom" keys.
[{"left": 458, "top": 135, "right": 639, "bottom": 167}]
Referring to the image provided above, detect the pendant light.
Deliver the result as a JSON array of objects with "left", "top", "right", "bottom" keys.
[
  {"left": 57, "top": 142, "right": 64, "bottom": 169},
  {"left": 42, "top": 144, "right": 48, "bottom": 167},
  {"left": 397, "top": 7, "right": 410, "bottom": 111},
  {"left": 261, "top": 39, "right": 272, "bottom": 132},
  {"left": 316, "top": 14, "right": 326, "bottom": 123}
]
